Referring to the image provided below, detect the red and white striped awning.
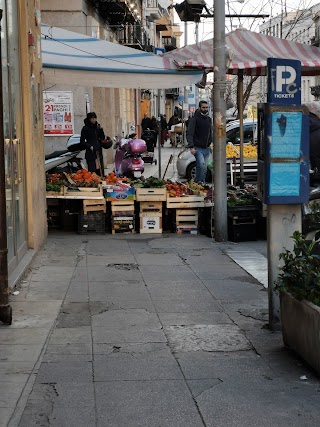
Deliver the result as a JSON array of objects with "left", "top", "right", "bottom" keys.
[{"left": 164, "top": 28, "right": 320, "bottom": 76}]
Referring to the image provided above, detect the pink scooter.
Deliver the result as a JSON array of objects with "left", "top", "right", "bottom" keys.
[{"left": 114, "top": 137, "right": 147, "bottom": 179}]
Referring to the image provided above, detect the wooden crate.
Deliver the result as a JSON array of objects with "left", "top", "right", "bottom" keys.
[
  {"left": 176, "top": 209, "right": 198, "bottom": 226},
  {"left": 63, "top": 184, "right": 103, "bottom": 198},
  {"left": 139, "top": 212, "right": 162, "bottom": 234},
  {"left": 83, "top": 199, "right": 106, "bottom": 215},
  {"left": 136, "top": 188, "right": 167, "bottom": 201},
  {"left": 112, "top": 216, "right": 135, "bottom": 234},
  {"left": 166, "top": 195, "right": 204, "bottom": 209},
  {"left": 140, "top": 201, "right": 162, "bottom": 214},
  {"left": 111, "top": 200, "right": 135, "bottom": 216}
]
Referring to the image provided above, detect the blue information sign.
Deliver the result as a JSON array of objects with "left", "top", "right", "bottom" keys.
[
  {"left": 269, "top": 163, "right": 300, "bottom": 196},
  {"left": 270, "top": 112, "right": 302, "bottom": 158}
]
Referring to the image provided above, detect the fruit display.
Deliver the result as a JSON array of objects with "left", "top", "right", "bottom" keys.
[
  {"left": 47, "top": 173, "right": 64, "bottom": 183},
  {"left": 185, "top": 179, "right": 208, "bottom": 194},
  {"left": 243, "top": 144, "right": 257, "bottom": 159},
  {"left": 226, "top": 145, "right": 239, "bottom": 158},
  {"left": 165, "top": 181, "right": 194, "bottom": 197},
  {"left": 105, "top": 172, "right": 131, "bottom": 185},
  {"left": 226, "top": 144, "right": 257, "bottom": 159},
  {"left": 69, "top": 169, "right": 100, "bottom": 187}
]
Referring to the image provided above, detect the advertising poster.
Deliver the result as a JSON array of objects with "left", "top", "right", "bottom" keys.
[{"left": 43, "top": 91, "right": 74, "bottom": 136}]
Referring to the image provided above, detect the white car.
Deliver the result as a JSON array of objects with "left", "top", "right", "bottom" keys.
[{"left": 176, "top": 118, "right": 257, "bottom": 180}]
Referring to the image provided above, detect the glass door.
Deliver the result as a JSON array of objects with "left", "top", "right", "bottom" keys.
[{"left": 1, "top": 0, "right": 27, "bottom": 272}]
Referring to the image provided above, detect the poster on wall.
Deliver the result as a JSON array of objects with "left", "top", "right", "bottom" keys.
[{"left": 43, "top": 91, "right": 74, "bottom": 136}]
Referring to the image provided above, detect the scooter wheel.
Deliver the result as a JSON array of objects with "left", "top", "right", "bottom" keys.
[{"left": 154, "top": 159, "right": 157, "bottom": 166}]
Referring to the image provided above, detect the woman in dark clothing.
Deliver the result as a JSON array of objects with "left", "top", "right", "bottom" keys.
[{"left": 80, "top": 112, "right": 106, "bottom": 175}]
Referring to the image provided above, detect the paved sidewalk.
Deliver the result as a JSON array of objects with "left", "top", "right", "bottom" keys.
[{"left": 1, "top": 233, "right": 320, "bottom": 427}]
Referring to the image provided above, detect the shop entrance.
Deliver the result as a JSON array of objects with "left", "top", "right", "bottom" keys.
[{"left": 1, "top": 0, "right": 27, "bottom": 273}]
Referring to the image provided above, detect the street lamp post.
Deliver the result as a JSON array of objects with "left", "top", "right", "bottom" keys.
[{"left": 213, "top": 0, "right": 228, "bottom": 241}]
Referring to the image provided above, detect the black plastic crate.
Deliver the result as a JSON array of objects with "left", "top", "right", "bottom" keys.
[
  {"left": 227, "top": 206, "right": 257, "bottom": 225},
  {"left": 47, "top": 204, "right": 61, "bottom": 229},
  {"left": 78, "top": 211, "right": 106, "bottom": 234},
  {"left": 228, "top": 222, "right": 257, "bottom": 242}
]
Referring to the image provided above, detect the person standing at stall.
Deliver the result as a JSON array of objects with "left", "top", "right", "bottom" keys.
[
  {"left": 186, "top": 101, "right": 213, "bottom": 183},
  {"left": 80, "top": 112, "right": 106, "bottom": 175}
]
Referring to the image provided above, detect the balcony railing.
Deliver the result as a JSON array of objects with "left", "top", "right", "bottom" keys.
[
  {"left": 165, "top": 88, "right": 179, "bottom": 98},
  {"left": 145, "top": 0, "right": 162, "bottom": 21},
  {"left": 162, "top": 36, "right": 177, "bottom": 51},
  {"left": 115, "top": 24, "right": 152, "bottom": 51}
]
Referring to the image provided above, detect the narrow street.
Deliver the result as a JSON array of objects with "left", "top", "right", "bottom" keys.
[{"left": 1, "top": 233, "right": 319, "bottom": 427}]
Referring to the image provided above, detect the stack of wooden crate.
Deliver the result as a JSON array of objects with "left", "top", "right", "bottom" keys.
[
  {"left": 166, "top": 194, "right": 205, "bottom": 235},
  {"left": 78, "top": 198, "right": 106, "bottom": 234},
  {"left": 136, "top": 188, "right": 167, "bottom": 234},
  {"left": 111, "top": 200, "right": 135, "bottom": 234}
]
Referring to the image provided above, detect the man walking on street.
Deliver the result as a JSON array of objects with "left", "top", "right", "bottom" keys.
[{"left": 186, "top": 100, "right": 213, "bottom": 183}]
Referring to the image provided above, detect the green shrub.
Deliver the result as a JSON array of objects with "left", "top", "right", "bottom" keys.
[{"left": 275, "top": 231, "right": 320, "bottom": 307}]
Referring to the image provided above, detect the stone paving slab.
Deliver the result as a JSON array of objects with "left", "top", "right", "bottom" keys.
[
  {"left": 135, "top": 253, "right": 185, "bottom": 266},
  {"left": 194, "top": 376, "right": 320, "bottom": 427},
  {"left": 48, "top": 327, "right": 92, "bottom": 345},
  {"left": 92, "top": 327, "right": 166, "bottom": 344},
  {"left": 0, "top": 328, "right": 50, "bottom": 345},
  {"left": 93, "top": 350, "right": 183, "bottom": 381},
  {"left": 152, "top": 298, "right": 223, "bottom": 313},
  {"left": 95, "top": 380, "right": 204, "bottom": 427},
  {"left": 89, "top": 282, "right": 151, "bottom": 301},
  {"left": 158, "top": 311, "right": 231, "bottom": 326},
  {"left": 91, "top": 308, "right": 160, "bottom": 329},
  {"left": 0, "top": 345, "right": 43, "bottom": 363},
  {"left": 166, "top": 324, "right": 252, "bottom": 352},
  {"left": 87, "top": 265, "right": 142, "bottom": 282},
  {"left": 35, "top": 361, "right": 93, "bottom": 384}
]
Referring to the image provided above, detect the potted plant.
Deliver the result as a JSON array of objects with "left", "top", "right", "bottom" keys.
[{"left": 276, "top": 231, "right": 320, "bottom": 374}]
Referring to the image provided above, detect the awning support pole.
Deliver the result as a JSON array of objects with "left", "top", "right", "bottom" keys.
[
  {"left": 238, "top": 71, "right": 244, "bottom": 189},
  {"left": 0, "top": 9, "right": 12, "bottom": 325}
]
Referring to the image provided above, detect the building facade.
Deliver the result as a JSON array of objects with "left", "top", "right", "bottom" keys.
[
  {"left": 259, "top": 3, "right": 320, "bottom": 103},
  {"left": 41, "top": 0, "right": 181, "bottom": 165}
]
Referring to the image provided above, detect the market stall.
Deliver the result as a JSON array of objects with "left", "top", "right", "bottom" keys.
[{"left": 46, "top": 168, "right": 265, "bottom": 241}]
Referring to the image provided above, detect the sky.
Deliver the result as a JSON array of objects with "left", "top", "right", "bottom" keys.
[{"left": 174, "top": 0, "right": 320, "bottom": 46}]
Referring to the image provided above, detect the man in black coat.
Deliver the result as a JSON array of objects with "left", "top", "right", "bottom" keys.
[
  {"left": 80, "top": 112, "right": 105, "bottom": 175},
  {"left": 186, "top": 100, "right": 213, "bottom": 183}
]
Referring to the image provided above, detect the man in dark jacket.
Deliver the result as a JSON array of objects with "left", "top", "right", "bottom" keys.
[
  {"left": 186, "top": 101, "right": 213, "bottom": 183},
  {"left": 80, "top": 112, "right": 105, "bottom": 175}
]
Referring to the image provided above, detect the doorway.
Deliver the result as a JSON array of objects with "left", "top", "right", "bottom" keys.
[{"left": 1, "top": 0, "right": 27, "bottom": 273}]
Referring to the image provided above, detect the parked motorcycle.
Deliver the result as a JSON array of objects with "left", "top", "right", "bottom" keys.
[
  {"left": 114, "top": 137, "right": 147, "bottom": 178},
  {"left": 45, "top": 134, "right": 84, "bottom": 173}
]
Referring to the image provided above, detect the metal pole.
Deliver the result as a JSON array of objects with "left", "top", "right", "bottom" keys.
[
  {"left": 213, "top": 0, "right": 228, "bottom": 241},
  {"left": 238, "top": 71, "right": 244, "bottom": 188},
  {"left": 182, "top": 21, "right": 188, "bottom": 147},
  {"left": 157, "top": 90, "right": 162, "bottom": 178},
  {"left": 0, "top": 9, "right": 12, "bottom": 325}
]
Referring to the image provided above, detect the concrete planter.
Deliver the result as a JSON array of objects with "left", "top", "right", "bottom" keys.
[{"left": 281, "top": 292, "right": 320, "bottom": 375}]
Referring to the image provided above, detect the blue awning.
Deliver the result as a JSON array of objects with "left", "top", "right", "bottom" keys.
[{"left": 41, "top": 25, "right": 203, "bottom": 89}]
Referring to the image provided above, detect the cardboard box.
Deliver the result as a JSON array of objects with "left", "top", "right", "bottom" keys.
[
  {"left": 140, "top": 214, "right": 162, "bottom": 233},
  {"left": 104, "top": 185, "right": 135, "bottom": 201}
]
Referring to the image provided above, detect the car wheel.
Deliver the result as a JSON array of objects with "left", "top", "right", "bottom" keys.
[{"left": 186, "top": 162, "right": 196, "bottom": 181}]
